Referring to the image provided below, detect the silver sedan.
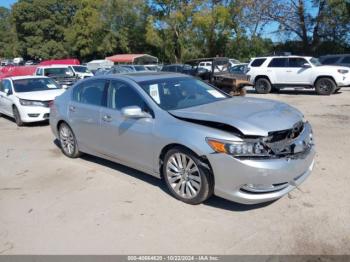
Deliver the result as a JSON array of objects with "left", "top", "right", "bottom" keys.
[{"left": 50, "top": 73, "right": 315, "bottom": 205}]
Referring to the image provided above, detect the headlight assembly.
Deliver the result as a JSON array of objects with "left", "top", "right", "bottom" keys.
[
  {"left": 206, "top": 138, "right": 270, "bottom": 157},
  {"left": 337, "top": 69, "right": 349, "bottom": 74},
  {"left": 19, "top": 99, "right": 46, "bottom": 107}
]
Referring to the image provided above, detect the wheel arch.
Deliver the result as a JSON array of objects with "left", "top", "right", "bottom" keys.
[
  {"left": 254, "top": 75, "right": 271, "bottom": 84},
  {"left": 313, "top": 76, "right": 336, "bottom": 86},
  {"left": 158, "top": 143, "right": 214, "bottom": 183}
]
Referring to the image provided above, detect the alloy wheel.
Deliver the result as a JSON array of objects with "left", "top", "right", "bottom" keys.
[
  {"left": 59, "top": 125, "right": 75, "bottom": 156},
  {"left": 318, "top": 79, "right": 333, "bottom": 93},
  {"left": 165, "top": 153, "right": 202, "bottom": 199}
]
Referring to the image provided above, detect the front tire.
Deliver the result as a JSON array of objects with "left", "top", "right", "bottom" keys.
[
  {"left": 315, "top": 78, "right": 336, "bottom": 95},
  {"left": 58, "top": 122, "right": 81, "bottom": 158},
  {"left": 13, "top": 106, "right": 24, "bottom": 126},
  {"left": 162, "top": 147, "right": 213, "bottom": 205},
  {"left": 255, "top": 78, "right": 272, "bottom": 94}
]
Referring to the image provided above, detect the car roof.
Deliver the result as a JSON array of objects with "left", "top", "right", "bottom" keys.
[
  {"left": 101, "top": 72, "right": 189, "bottom": 82},
  {"left": 251, "top": 56, "right": 313, "bottom": 59},
  {"left": 6, "top": 76, "right": 49, "bottom": 81},
  {"left": 37, "top": 65, "right": 72, "bottom": 68}
]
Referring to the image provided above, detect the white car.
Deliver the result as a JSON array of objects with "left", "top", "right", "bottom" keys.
[
  {"left": 68, "top": 65, "right": 93, "bottom": 79},
  {"left": 247, "top": 56, "right": 350, "bottom": 95},
  {"left": 0, "top": 76, "right": 65, "bottom": 126}
]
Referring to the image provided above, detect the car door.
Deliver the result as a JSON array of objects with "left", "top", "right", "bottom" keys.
[
  {"left": 267, "top": 58, "right": 288, "bottom": 83},
  {"left": 69, "top": 79, "right": 108, "bottom": 153},
  {"left": 285, "top": 57, "right": 312, "bottom": 84},
  {"left": 0, "top": 79, "right": 14, "bottom": 116},
  {"left": 99, "top": 80, "right": 155, "bottom": 173}
]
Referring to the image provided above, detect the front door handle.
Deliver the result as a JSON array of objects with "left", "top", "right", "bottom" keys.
[
  {"left": 102, "top": 115, "right": 112, "bottom": 122},
  {"left": 286, "top": 70, "right": 292, "bottom": 73},
  {"left": 69, "top": 105, "right": 76, "bottom": 112}
]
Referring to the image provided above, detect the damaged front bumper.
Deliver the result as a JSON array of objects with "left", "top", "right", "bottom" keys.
[{"left": 207, "top": 122, "right": 316, "bottom": 205}]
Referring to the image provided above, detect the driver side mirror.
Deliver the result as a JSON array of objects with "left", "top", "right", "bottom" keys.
[
  {"left": 4, "top": 88, "right": 11, "bottom": 95},
  {"left": 302, "top": 63, "right": 311, "bottom": 68},
  {"left": 121, "top": 106, "right": 151, "bottom": 119}
]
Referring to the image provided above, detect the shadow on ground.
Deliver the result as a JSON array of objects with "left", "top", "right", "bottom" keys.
[
  {"left": 246, "top": 89, "right": 343, "bottom": 96},
  {"left": 53, "top": 139, "right": 272, "bottom": 212},
  {"left": 0, "top": 114, "right": 49, "bottom": 127}
]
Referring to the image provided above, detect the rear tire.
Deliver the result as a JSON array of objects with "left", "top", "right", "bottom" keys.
[
  {"left": 13, "top": 106, "right": 24, "bottom": 126},
  {"left": 162, "top": 147, "right": 214, "bottom": 205},
  {"left": 315, "top": 78, "right": 336, "bottom": 95},
  {"left": 58, "top": 122, "right": 82, "bottom": 158},
  {"left": 255, "top": 78, "right": 272, "bottom": 94}
]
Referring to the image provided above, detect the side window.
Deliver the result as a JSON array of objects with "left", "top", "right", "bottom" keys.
[
  {"left": 268, "top": 58, "right": 288, "bottom": 67},
  {"left": 73, "top": 80, "right": 106, "bottom": 106},
  {"left": 36, "top": 68, "right": 43, "bottom": 75},
  {"left": 251, "top": 58, "right": 266, "bottom": 67},
  {"left": 341, "top": 56, "right": 350, "bottom": 64},
  {"left": 199, "top": 62, "right": 205, "bottom": 66},
  {"left": 2, "top": 80, "right": 12, "bottom": 94},
  {"left": 108, "top": 80, "right": 149, "bottom": 111},
  {"left": 288, "top": 58, "right": 308, "bottom": 67}
]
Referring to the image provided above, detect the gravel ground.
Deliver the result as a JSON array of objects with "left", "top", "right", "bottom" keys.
[{"left": 0, "top": 87, "right": 349, "bottom": 255}]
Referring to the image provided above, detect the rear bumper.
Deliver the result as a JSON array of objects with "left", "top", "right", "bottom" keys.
[{"left": 207, "top": 146, "right": 315, "bottom": 205}]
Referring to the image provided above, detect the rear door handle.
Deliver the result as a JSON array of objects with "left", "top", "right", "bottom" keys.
[
  {"left": 69, "top": 105, "right": 76, "bottom": 112},
  {"left": 286, "top": 70, "right": 292, "bottom": 73},
  {"left": 102, "top": 115, "right": 112, "bottom": 122}
]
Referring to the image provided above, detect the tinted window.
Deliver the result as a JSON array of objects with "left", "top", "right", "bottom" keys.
[
  {"left": 322, "top": 57, "right": 340, "bottom": 65},
  {"left": 341, "top": 56, "right": 350, "bottom": 64},
  {"left": 44, "top": 67, "right": 74, "bottom": 76},
  {"left": 108, "top": 81, "right": 148, "bottom": 111},
  {"left": 288, "top": 58, "right": 308, "bottom": 67},
  {"left": 74, "top": 80, "right": 106, "bottom": 106},
  {"left": 251, "top": 58, "right": 266, "bottom": 67},
  {"left": 268, "top": 58, "right": 288, "bottom": 67}
]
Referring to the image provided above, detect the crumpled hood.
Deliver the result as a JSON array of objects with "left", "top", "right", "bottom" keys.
[
  {"left": 169, "top": 97, "right": 304, "bottom": 137},
  {"left": 15, "top": 89, "right": 65, "bottom": 101}
]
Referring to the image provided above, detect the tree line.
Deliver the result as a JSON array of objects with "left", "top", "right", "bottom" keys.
[{"left": 0, "top": 0, "right": 349, "bottom": 63}]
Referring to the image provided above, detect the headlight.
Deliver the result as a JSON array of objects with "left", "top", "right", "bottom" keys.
[
  {"left": 338, "top": 69, "right": 349, "bottom": 74},
  {"left": 19, "top": 99, "right": 46, "bottom": 107},
  {"left": 206, "top": 138, "right": 270, "bottom": 157}
]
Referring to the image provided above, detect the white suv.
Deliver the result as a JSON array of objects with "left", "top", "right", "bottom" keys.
[{"left": 247, "top": 56, "right": 350, "bottom": 95}]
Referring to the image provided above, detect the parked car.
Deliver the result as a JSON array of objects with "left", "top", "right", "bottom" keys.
[
  {"left": 247, "top": 55, "right": 350, "bottom": 95},
  {"left": 35, "top": 65, "right": 79, "bottom": 89},
  {"left": 105, "top": 65, "right": 133, "bottom": 75},
  {"left": 144, "top": 64, "right": 162, "bottom": 71},
  {"left": 50, "top": 72, "right": 315, "bottom": 205},
  {"left": 161, "top": 64, "right": 208, "bottom": 77},
  {"left": 68, "top": 65, "right": 94, "bottom": 79},
  {"left": 319, "top": 54, "right": 350, "bottom": 68},
  {"left": 228, "top": 63, "right": 248, "bottom": 75},
  {"left": 0, "top": 76, "right": 64, "bottom": 126},
  {"left": 119, "top": 65, "right": 150, "bottom": 72}
]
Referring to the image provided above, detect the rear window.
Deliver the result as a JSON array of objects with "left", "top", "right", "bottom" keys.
[
  {"left": 250, "top": 58, "right": 266, "bottom": 67},
  {"left": 44, "top": 67, "right": 74, "bottom": 76},
  {"left": 268, "top": 58, "right": 288, "bottom": 67},
  {"left": 322, "top": 57, "right": 340, "bottom": 65}
]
